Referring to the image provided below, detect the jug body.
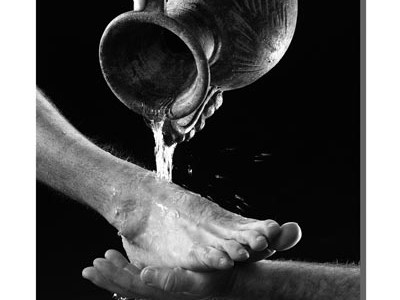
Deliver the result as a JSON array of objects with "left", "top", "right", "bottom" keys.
[
  {"left": 99, "top": 0, "right": 297, "bottom": 142},
  {"left": 166, "top": 0, "right": 297, "bottom": 90}
]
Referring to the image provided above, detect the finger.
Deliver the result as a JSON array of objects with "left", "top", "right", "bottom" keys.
[
  {"left": 141, "top": 267, "right": 219, "bottom": 295},
  {"left": 133, "top": 0, "right": 146, "bottom": 11},
  {"left": 94, "top": 258, "right": 133, "bottom": 287},
  {"left": 185, "top": 129, "right": 196, "bottom": 141},
  {"left": 96, "top": 260, "right": 182, "bottom": 300},
  {"left": 195, "top": 116, "right": 206, "bottom": 132},
  {"left": 83, "top": 266, "right": 127, "bottom": 296},
  {"left": 104, "top": 249, "right": 130, "bottom": 268},
  {"left": 82, "top": 266, "right": 99, "bottom": 282},
  {"left": 203, "top": 101, "right": 216, "bottom": 118},
  {"left": 94, "top": 258, "right": 146, "bottom": 298},
  {"left": 214, "top": 92, "right": 223, "bottom": 110}
]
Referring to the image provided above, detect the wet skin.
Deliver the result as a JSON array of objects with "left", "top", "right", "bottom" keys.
[
  {"left": 113, "top": 170, "right": 301, "bottom": 271},
  {"left": 83, "top": 222, "right": 301, "bottom": 300},
  {"left": 83, "top": 249, "right": 236, "bottom": 300}
]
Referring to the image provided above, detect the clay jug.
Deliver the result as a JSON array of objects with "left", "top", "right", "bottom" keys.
[{"left": 99, "top": 0, "right": 297, "bottom": 143}]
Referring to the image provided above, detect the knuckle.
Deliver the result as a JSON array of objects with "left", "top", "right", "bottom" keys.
[{"left": 162, "top": 271, "right": 177, "bottom": 292}]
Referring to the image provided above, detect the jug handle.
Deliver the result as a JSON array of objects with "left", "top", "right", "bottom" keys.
[{"left": 138, "top": 0, "right": 165, "bottom": 13}]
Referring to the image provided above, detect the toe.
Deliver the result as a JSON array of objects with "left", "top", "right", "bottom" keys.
[
  {"left": 189, "top": 245, "right": 234, "bottom": 271},
  {"left": 245, "top": 248, "right": 277, "bottom": 263},
  {"left": 234, "top": 230, "right": 268, "bottom": 251},
  {"left": 271, "top": 222, "right": 302, "bottom": 251},
  {"left": 241, "top": 219, "right": 282, "bottom": 246},
  {"left": 220, "top": 240, "right": 250, "bottom": 261}
]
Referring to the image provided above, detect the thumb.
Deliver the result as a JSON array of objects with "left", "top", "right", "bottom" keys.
[{"left": 140, "top": 267, "right": 191, "bottom": 294}]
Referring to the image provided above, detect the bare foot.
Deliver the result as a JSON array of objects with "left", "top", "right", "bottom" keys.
[{"left": 112, "top": 170, "right": 301, "bottom": 271}]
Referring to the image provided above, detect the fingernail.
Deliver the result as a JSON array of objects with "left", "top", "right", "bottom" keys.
[
  {"left": 205, "top": 105, "right": 215, "bottom": 118},
  {"left": 141, "top": 268, "right": 156, "bottom": 284},
  {"left": 189, "top": 129, "right": 195, "bottom": 139},
  {"left": 215, "top": 93, "right": 223, "bottom": 109}
]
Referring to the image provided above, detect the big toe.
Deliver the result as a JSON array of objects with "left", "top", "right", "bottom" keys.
[{"left": 270, "top": 222, "right": 302, "bottom": 251}]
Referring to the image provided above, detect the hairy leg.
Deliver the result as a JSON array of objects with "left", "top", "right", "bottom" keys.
[{"left": 37, "top": 88, "right": 300, "bottom": 273}]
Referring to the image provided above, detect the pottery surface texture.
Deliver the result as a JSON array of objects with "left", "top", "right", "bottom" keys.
[{"left": 100, "top": 0, "right": 297, "bottom": 141}]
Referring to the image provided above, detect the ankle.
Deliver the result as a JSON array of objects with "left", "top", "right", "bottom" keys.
[{"left": 103, "top": 162, "right": 154, "bottom": 229}]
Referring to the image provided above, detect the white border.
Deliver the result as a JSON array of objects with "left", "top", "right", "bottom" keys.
[
  {"left": 367, "top": 0, "right": 400, "bottom": 298},
  {"left": 1, "top": 0, "right": 400, "bottom": 299},
  {"left": 0, "top": 1, "right": 36, "bottom": 299}
]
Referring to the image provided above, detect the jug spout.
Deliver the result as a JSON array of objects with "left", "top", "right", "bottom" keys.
[{"left": 99, "top": 0, "right": 297, "bottom": 143}]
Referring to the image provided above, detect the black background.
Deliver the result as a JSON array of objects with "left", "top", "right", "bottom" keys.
[{"left": 37, "top": 1, "right": 360, "bottom": 299}]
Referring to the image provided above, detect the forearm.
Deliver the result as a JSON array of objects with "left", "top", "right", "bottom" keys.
[
  {"left": 36, "top": 88, "right": 149, "bottom": 226},
  {"left": 231, "top": 260, "right": 360, "bottom": 300}
]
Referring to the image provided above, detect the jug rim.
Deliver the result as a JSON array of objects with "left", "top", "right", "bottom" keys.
[{"left": 99, "top": 10, "right": 210, "bottom": 120}]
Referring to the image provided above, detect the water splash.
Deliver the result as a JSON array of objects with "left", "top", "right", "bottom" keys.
[
  {"left": 112, "top": 293, "right": 127, "bottom": 300},
  {"left": 150, "top": 120, "right": 177, "bottom": 182},
  {"left": 234, "top": 194, "right": 250, "bottom": 207}
]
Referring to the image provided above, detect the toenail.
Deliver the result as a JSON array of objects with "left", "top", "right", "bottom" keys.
[
  {"left": 239, "top": 249, "right": 250, "bottom": 258},
  {"left": 219, "top": 257, "right": 233, "bottom": 267},
  {"left": 256, "top": 236, "right": 267, "bottom": 244},
  {"left": 268, "top": 222, "right": 279, "bottom": 228}
]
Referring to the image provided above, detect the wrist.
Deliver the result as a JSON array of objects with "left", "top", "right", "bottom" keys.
[{"left": 228, "top": 261, "right": 274, "bottom": 300}]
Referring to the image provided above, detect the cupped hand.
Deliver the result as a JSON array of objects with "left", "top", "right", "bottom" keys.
[{"left": 82, "top": 249, "right": 233, "bottom": 300}]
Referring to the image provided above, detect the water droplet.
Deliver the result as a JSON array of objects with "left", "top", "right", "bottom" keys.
[
  {"left": 235, "top": 205, "right": 244, "bottom": 212},
  {"left": 234, "top": 194, "right": 250, "bottom": 207},
  {"left": 112, "top": 293, "right": 127, "bottom": 300},
  {"left": 241, "top": 201, "right": 250, "bottom": 207},
  {"left": 221, "top": 147, "right": 237, "bottom": 152},
  {"left": 187, "top": 165, "right": 193, "bottom": 176},
  {"left": 253, "top": 152, "right": 271, "bottom": 161},
  {"left": 234, "top": 194, "right": 245, "bottom": 201},
  {"left": 259, "top": 152, "right": 270, "bottom": 157}
]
